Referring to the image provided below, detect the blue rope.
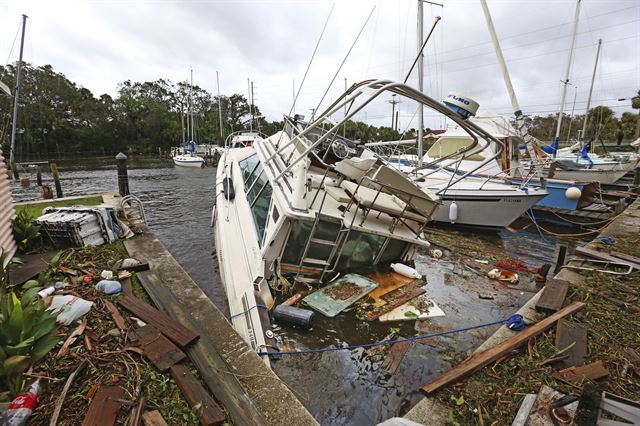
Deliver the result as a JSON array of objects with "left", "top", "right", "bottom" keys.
[
  {"left": 229, "top": 304, "right": 268, "bottom": 320},
  {"left": 523, "top": 187, "right": 553, "bottom": 244},
  {"left": 258, "top": 315, "right": 525, "bottom": 356}
]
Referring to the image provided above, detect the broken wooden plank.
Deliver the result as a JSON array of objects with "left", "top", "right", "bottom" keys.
[
  {"left": 57, "top": 319, "right": 86, "bottom": 358},
  {"left": 382, "top": 340, "right": 411, "bottom": 375},
  {"left": 555, "top": 319, "right": 587, "bottom": 369},
  {"left": 553, "top": 361, "right": 609, "bottom": 387},
  {"left": 511, "top": 394, "right": 537, "bottom": 426},
  {"left": 527, "top": 385, "right": 579, "bottom": 425},
  {"left": 170, "top": 364, "right": 226, "bottom": 426},
  {"left": 132, "top": 325, "right": 186, "bottom": 371},
  {"left": 364, "top": 280, "right": 425, "bottom": 321},
  {"left": 8, "top": 250, "right": 57, "bottom": 286},
  {"left": 118, "top": 261, "right": 150, "bottom": 273},
  {"left": 81, "top": 385, "right": 125, "bottom": 426},
  {"left": 121, "top": 276, "right": 133, "bottom": 297},
  {"left": 367, "top": 272, "right": 414, "bottom": 307},
  {"left": 575, "top": 247, "right": 640, "bottom": 270},
  {"left": 118, "top": 295, "right": 199, "bottom": 348},
  {"left": 535, "top": 279, "right": 569, "bottom": 313},
  {"left": 420, "top": 302, "right": 585, "bottom": 395},
  {"left": 610, "top": 250, "right": 640, "bottom": 266},
  {"left": 105, "top": 300, "right": 127, "bottom": 330},
  {"left": 128, "top": 396, "right": 146, "bottom": 426},
  {"left": 142, "top": 411, "right": 168, "bottom": 426}
]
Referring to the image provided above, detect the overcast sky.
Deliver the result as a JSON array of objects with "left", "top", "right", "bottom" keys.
[{"left": 1, "top": 0, "right": 638, "bottom": 133}]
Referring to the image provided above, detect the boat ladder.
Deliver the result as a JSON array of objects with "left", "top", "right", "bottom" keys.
[
  {"left": 294, "top": 191, "right": 350, "bottom": 285},
  {"left": 120, "top": 195, "right": 147, "bottom": 226}
]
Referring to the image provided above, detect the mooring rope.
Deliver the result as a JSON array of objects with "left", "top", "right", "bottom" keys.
[
  {"left": 257, "top": 314, "right": 525, "bottom": 357},
  {"left": 229, "top": 304, "right": 269, "bottom": 320}
]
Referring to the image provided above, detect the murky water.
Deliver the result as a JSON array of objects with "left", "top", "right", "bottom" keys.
[{"left": 10, "top": 163, "right": 588, "bottom": 425}]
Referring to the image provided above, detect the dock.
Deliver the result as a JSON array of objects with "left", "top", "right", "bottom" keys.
[{"left": 124, "top": 233, "right": 317, "bottom": 426}]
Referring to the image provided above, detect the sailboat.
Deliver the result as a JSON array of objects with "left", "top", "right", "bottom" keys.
[{"left": 173, "top": 71, "right": 205, "bottom": 168}]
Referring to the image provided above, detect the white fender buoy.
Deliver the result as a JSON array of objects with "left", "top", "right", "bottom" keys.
[
  {"left": 391, "top": 263, "right": 422, "bottom": 279},
  {"left": 449, "top": 202, "right": 458, "bottom": 224},
  {"left": 565, "top": 186, "right": 582, "bottom": 200}
]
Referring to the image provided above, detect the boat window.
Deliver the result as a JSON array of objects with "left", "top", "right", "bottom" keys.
[
  {"left": 247, "top": 169, "right": 268, "bottom": 206},
  {"left": 239, "top": 154, "right": 260, "bottom": 186},
  {"left": 377, "top": 238, "right": 408, "bottom": 263},
  {"left": 250, "top": 180, "right": 272, "bottom": 246},
  {"left": 427, "top": 137, "right": 486, "bottom": 161}
]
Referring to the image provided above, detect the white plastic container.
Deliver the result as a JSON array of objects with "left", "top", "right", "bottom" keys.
[{"left": 390, "top": 263, "right": 422, "bottom": 279}]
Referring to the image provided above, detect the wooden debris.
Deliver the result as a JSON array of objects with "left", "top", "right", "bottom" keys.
[
  {"left": 128, "top": 395, "right": 146, "bottom": 426},
  {"left": 367, "top": 272, "right": 414, "bottom": 307},
  {"left": 57, "top": 319, "right": 87, "bottom": 358},
  {"left": 84, "top": 334, "right": 93, "bottom": 352},
  {"left": 49, "top": 360, "right": 87, "bottom": 426},
  {"left": 420, "top": 302, "right": 585, "bottom": 395},
  {"left": 535, "top": 279, "right": 569, "bottom": 313},
  {"left": 8, "top": 250, "right": 57, "bottom": 286},
  {"left": 382, "top": 340, "right": 411, "bottom": 374},
  {"left": 553, "top": 361, "right": 609, "bottom": 387},
  {"left": 118, "top": 295, "right": 199, "bottom": 348},
  {"left": 610, "top": 250, "right": 640, "bottom": 266},
  {"left": 575, "top": 246, "right": 640, "bottom": 270},
  {"left": 555, "top": 319, "right": 587, "bottom": 368},
  {"left": 364, "top": 280, "right": 425, "bottom": 321},
  {"left": 132, "top": 325, "right": 186, "bottom": 371},
  {"left": 82, "top": 385, "right": 125, "bottom": 426},
  {"left": 170, "top": 364, "right": 226, "bottom": 426},
  {"left": 511, "top": 394, "right": 537, "bottom": 426},
  {"left": 118, "top": 261, "right": 150, "bottom": 273},
  {"left": 527, "top": 385, "right": 579, "bottom": 425},
  {"left": 282, "top": 293, "right": 302, "bottom": 306},
  {"left": 142, "top": 410, "right": 168, "bottom": 426},
  {"left": 59, "top": 265, "right": 78, "bottom": 276},
  {"left": 105, "top": 300, "right": 127, "bottom": 330},
  {"left": 121, "top": 276, "right": 133, "bottom": 297}
]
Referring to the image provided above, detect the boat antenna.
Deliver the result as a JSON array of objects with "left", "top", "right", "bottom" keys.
[
  {"left": 403, "top": 15, "right": 441, "bottom": 84},
  {"left": 9, "top": 14, "right": 27, "bottom": 178},
  {"left": 581, "top": 38, "right": 602, "bottom": 143},
  {"left": 311, "top": 5, "right": 376, "bottom": 121},
  {"left": 479, "top": 0, "right": 545, "bottom": 187},
  {"left": 287, "top": 2, "right": 335, "bottom": 118},
  {"left": 216, "top": 71, "right": 224, "bottom": 143},
  {"left": 554, "top": 0, "right": 581, "bottom": 153}
]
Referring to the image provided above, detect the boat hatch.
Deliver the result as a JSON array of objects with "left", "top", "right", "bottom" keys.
[{"left": 280, "top": 218, "right": 409, "bottom": 273}]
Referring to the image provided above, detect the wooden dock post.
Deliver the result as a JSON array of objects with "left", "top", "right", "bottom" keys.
[
  {"left": 116, "top": 152, "right": 130, "bottom": 196},
  {"left": 10, "top": 161, "right": 19, "bottom": 179},
  {"left": 634, "top": 167, "right": 640, "bottom": 186},
  {"left": 50, "top": 163, "right": 63, "bottom": 198},
  {"left": 36, "top": 166, "right": 42, "bottom": 186}
]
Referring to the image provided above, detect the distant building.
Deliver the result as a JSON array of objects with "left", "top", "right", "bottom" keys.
[{"left": 0, "top": 152, "right": 16, "bottom": 266}]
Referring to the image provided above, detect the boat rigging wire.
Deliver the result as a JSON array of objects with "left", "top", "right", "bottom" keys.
[{"left": 312, "top": 5, "right": 376, "bottom": 121}]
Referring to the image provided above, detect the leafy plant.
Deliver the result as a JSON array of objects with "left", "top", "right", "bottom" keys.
[
  {"left": 0, "top": 250, "right": 61, "bottom": 396},
  {"left": 11, "top": 210, "right": 42, "bottom": 253}
]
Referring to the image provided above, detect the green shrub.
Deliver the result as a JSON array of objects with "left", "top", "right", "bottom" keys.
[
  {"left": 11, "top": 210, "right": 43, "bottom": 253},
  {"left": 0, "top": 250, "right": 61, "bottom": 396}
]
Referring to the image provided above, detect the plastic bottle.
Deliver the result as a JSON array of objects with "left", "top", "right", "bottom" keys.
[
  {"left": 3, "top": 380, "right": 40, "bottom": 426},
  {"left": 95, "top": 280, "right": 122, "bottom": 295},
  {"left": 37, "top": 287, "right": 55, "bottom": 298}
]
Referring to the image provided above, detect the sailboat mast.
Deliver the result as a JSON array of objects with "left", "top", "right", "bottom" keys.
[
  {"left": 216, "top": 71, "right": 224, "bottom": 142},
  {"left": 9, "top": 14, "right": 27, "bottom": 172},
  {"left": 417, "top": 0, "right": 424, "bottom": 168},
  {"left": 554, "top": 0, "right": 582, "bottom": 141},
  {"left": 479, "top": 0, "right": 545, "bottom": 184},
  {"left": 190, "top": 69, "right": 195, "bottom": 142},
  {"left": 247, "top": 78, "right": 253, "bottom": 132},
  {"left": 581, "top": 38, "right": 602, "bottom": 140}
]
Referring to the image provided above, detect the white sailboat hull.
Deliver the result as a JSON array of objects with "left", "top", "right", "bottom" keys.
[
  {"left": 173, "top": 155, "right": 204, "bottom": 168},
  {"left": 548, "top": 168, "right": 628, "bottom": 185}
]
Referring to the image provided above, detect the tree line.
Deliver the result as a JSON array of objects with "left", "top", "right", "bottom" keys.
[{"left": 0, "top": 63, "right": 638, "bottom": 161}]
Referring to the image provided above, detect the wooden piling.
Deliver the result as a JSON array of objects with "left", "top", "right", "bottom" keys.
[
  {"left": 36, "top": 166, "right": 42, "bottom": 186},
  {"left": 50, "top": 163, "right": 63, "bottom": 198},
  {"left": 116, "top": 152, "right": 130, "bottom": 196},
  {"left": 10, "top": 161, "right": 19, "bottom": 179},
  {"left": 634, "top": 168, "right": 640, "bottom": 186}
]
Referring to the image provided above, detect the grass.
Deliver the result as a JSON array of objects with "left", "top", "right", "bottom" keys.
[{"left": 14, "top": 195, "right": 106, "bottom": 219}]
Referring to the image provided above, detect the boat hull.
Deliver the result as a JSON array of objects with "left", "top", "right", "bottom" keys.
[
  {"left": 433, "top": 191, "right": 547, "bottom": 228},
  {"left": 173, "top": 156, "right": 204, "bottom": 168},
  {"left": 548, "top": 168, "right": 627, "bottom": 185}
]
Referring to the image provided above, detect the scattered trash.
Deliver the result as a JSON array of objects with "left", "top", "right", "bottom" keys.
[
  {"left": 100, "top": 270, "right": 114, "bottom": 280},
  {"left": 82, "top": 274, "right": 93, "bottom": 284},
  {"left": 272, "top": 304, "right": 315, "bottom": 329},
  {"left": 429, "top": 249, "right": 443, "bottom": 259},
  {"left": 35, "top": 206, "right": 124, "bottom": 248},
  {"left": 130, "top": 317, "right": 147, "bottom": 327},
  {"left": 599, "top": 235, "right": 615, "bottom": 245},
  {"left": 54, "top": 281, "right": 66, "bottom": 289},
  {"left": 379, "top": 294, "right": 445, "bottom": 322},
  {"left": 117, "top": 270, "right": 132, "bottom": 280},
  {"left": 507, "top": 314, "right": 526, "bottom": 331},
  {"left": 478, "top": 293, "right": 495, "bottom": 300},
  {"left": 106, "top": 328, "right": 122, "bottom": 338},
  {"left": 391, "top": 263, "right": 422, "bottom": 279},
  {"left": 488, "top": 268, "right": 519, "bottom": 284},
  {"left": 48, "top": 295, "right": 94, "bottom": 325},
  {"left": 474, "top": 259, "right": 489, "bottom": 265},
  {"left": 2, "top": 380, "right": 40, "bottom": 426},
  {"left": 37, "top": 286, "right": 55, "bottom": 298},
  {"left": 495, "top": 259, "right": 529, "bottom": 272},
  {"left": 95, "top": 280, "right": 122, "bottom": 295}
]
